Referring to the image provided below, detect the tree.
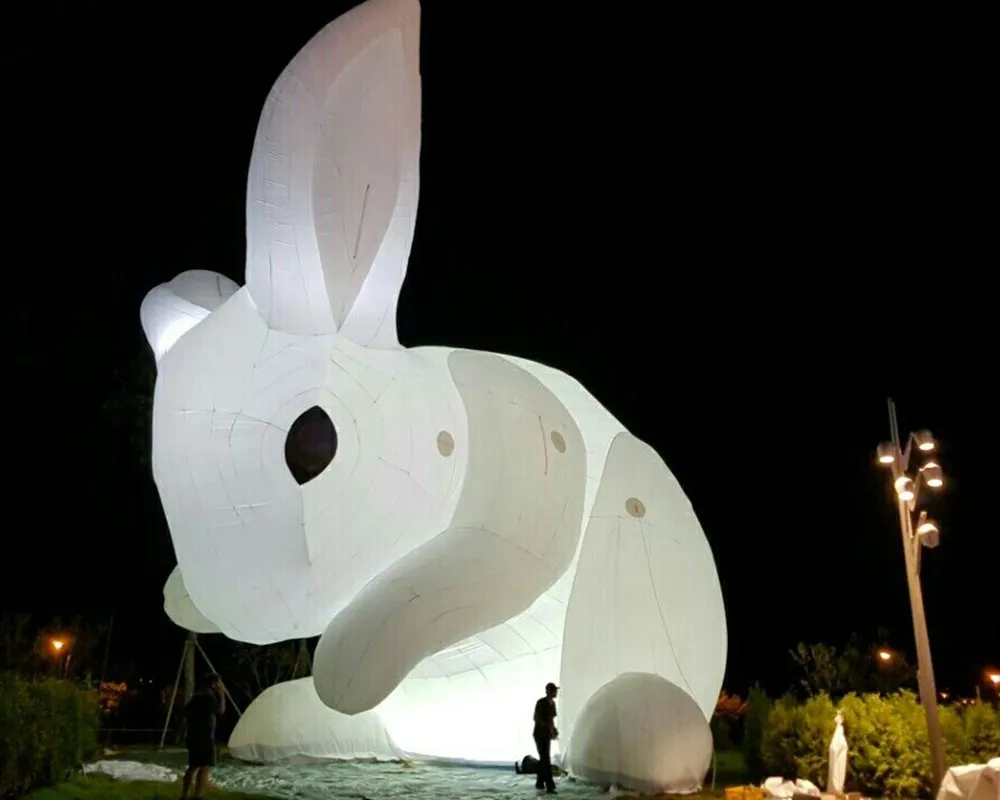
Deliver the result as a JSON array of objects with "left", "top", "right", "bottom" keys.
[
  {"left": 0, "top": 613, "right": 35, "bottom": 673},
  {"left": 789, "top": 641, "right": 843, "bottom": 697},
  {"left": 0, "top": 613, "right": 108, "bottom": 681},
  {"left": 103, "top": 350, "right": 156, "bottom": 466},
  {"left": 230, "top": 639, "right": 315, "bottom": 705},
  {"left": 789, "top": 632, "right": 915, "bottom": 699},
  {"left": 743, "top": 683, "right": 771, "bottom": 781},
  {"left": 711, "top": 690, "right": 749, "bottom": 749}
]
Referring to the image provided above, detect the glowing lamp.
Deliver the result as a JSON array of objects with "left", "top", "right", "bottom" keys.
[
  {"left": 876, "top": 442, "right": 896, "bottom": 465},
  {"left": 916, "top": 519, "right": 940, "bottom": 548},
  {"left": 50, "top": 638, "right": 65, "bottom": 652},
  {"left": 920, "top": 462, "right": 944, "bottom": 489},
  {"left": 913, "top": 430, "right": 935, "bottom": 451},
  {"left": 988, "top": 672, "right": 1000, "bottom": 686},
  {"left": 878, "top": 649, "right": 893, "bottom": 662},
  {"left": 894, "top": 476, "right": 915, "bottom": 502}
]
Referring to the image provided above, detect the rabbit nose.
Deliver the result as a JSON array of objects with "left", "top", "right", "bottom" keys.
[{"left": 285, "top": 405, "right": 338, "bottom": 485}]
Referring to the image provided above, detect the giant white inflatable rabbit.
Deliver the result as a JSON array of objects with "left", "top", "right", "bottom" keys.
[{"left": 142, "top": 0, "right": 727, "bottom": 791}]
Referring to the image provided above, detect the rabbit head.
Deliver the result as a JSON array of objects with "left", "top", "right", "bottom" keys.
[{"left": 140, "top": 0, "right": 465, "bottom": 644}]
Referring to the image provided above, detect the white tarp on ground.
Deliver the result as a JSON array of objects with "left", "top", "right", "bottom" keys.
[
  {"left": 229, "top": 678, "right": 404, "bottom": 763},
  {"left": 83, "top": 760, "right": 177, "bottom": 782},
  {"left": 935, "top": 759, "right": 1000, "bottom": 800}
]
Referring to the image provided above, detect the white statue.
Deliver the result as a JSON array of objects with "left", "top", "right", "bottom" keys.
[
  {"left": 144, "top": 0, "right": 727, "bottom": 792},
  {"left": 828, "top": 710, "right": 848, "bottom": 795}
]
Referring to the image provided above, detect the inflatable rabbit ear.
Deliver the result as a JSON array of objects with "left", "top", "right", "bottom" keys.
[
  {"left": 140, "top": 270, "right": 239, "bottom": 362},
  {"left": 245, "top": 0, "right": 421, "bottom": 347}
]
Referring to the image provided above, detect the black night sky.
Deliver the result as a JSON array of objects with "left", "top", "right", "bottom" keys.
[{"left": 7, "top": 3, "right": 997, "bottom": 699}]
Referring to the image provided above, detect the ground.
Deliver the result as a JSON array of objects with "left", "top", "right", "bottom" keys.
[
  {"left": 26, "top": 775, "right": 281, "bottom": 800},
  {"left": 30, "top": 747, "right": 751, "bottom": 800}
]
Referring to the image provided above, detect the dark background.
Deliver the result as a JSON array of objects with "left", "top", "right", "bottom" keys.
[{"left": 6, "top": 2, "right": 997, "bottom": 696}]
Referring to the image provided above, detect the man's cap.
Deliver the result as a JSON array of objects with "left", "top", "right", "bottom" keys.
[{"left": 545, "top": 682, "right": 559, "bottom": 692}]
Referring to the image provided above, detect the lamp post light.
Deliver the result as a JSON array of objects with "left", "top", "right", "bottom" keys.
[
  {"left": 987, "top": 671, "right": 1000, "bottom": 700},
  {"left": 876, "top": 398, "right": 946, "bottom": 794},
  {"left": 48, "top": 636, "right": 72, "bottom": 676}
]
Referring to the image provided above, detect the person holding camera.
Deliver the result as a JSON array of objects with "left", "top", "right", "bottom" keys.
[{"left": 181, "top": 672, "right": 226, "bottom": 800}]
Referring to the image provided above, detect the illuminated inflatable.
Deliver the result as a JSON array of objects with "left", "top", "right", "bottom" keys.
[
  {"left": 228, "top": 678, "right": 404, "bottom": 763},
  {"left": 141, "top": 0, "right": 726, "bottom": 792}
]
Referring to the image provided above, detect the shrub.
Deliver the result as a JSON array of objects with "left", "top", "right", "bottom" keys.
[
  {"left": 760, "top": 693, "right": 836, "bottom": 786},
  {"left": 713, "top": 691, "right": 749, "bottom": 750},
  {"left": 938, "top": 702, "right": 966, "bottom": 768},
  {"left": 963, "top": 700, "right": 1000, "bottom": 763},
  {"left": 0, "top": 672, "right": 99, "bottom": 797},
  {"left": 743, "top": 684, "right": 771, "bottom": 781},
  {"left": 839, "top": 691, "right": 930, "bottom": 799},
  {"left": 759, "top": 691, "right": 1000, "bottom": 799}
]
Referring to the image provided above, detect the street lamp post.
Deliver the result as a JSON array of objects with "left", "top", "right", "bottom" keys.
[
  {"left": 876, "top": 398, "right": 946, "bottom": 794},
  {"left": 48, "top": 636, "right": 72, "bottom": 677},
  {"left": 987, "top": 671, "right": 1000, "bottom": 701}
]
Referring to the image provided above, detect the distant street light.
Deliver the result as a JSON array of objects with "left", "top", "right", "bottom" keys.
[
  {"left": 877, "top": 649, "right": 893, "bottom": 663},
  {"left": 875, "top": 399, "right": 947, "bottom": 795},
  {"left": 48, "top": 636, "right": 72, "bottom": 676}
]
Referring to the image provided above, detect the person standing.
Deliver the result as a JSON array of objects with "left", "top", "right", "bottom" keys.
[
  {"left": 532, "top": 682, "right": 559, "bottom": 794},
  {"left": 181, "top": 672, "right": 226, "bottom": 800}
]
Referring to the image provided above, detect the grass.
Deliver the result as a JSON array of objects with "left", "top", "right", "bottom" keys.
[{"left": 26, "top": 774, "right": 282, "bottom": 800}]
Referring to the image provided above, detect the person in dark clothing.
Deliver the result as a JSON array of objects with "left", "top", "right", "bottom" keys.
[
  {"left": 532, "top": 682, "right": 559, "bottom": 794},
  {"left": 181, "top": 673, "right": 226, "bottom": 800}
]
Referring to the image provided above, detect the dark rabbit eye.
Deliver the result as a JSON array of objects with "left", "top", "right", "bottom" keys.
[{"left": 285, "top": 406, "right": 338, "bottom": 485}]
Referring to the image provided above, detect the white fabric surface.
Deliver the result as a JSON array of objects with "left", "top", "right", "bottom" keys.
[
  {"left": 163, "top": 565, "right": 221, "bottom": 634},
  {"left": 142, "top": 0, "right": 727, "bottom": 792},
  {"left": 763, "top": 777, "right": 821, "bottom": 798},
  {"left": 229, "top": 678, "right": 403, "bottom": 763},
  {"left": 827, "top": 715, "right": 848, "bottom": 793},
  {"left": 83, "top": 760, "right": 177, "bottom": 783},
  {"left": 935, "top": 761, "right": 1000, "bottom": 800}
]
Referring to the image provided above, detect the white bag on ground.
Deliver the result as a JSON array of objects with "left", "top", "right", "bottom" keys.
[{"left": 764, "top": 777, "right": 821, "bottom": 798}]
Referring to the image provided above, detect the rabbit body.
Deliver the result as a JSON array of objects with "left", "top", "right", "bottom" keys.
[{"left": 143, "top": 0, "right": 726, "bottom": 790}]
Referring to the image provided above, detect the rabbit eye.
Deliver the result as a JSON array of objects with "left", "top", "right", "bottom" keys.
[{"left": 285, "top": 406, "right": 338, "bottom": 485}]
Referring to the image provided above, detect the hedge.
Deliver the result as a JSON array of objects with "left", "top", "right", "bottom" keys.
[
  {"left": 0, "top": 672, "right": 100, "bottom": 798},
  {"left": 751, "top": 690, "right": 1000, "bottom": 799}
]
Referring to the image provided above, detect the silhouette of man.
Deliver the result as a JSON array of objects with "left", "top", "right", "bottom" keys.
[
  {"left": 532, "top": 682, "right": 559, "bottom": 794},
  {"left": 181, "top": 672, "right": 226, "bottom": 800}
]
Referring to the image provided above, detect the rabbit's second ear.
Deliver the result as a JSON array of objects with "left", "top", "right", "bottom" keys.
[
  {"left": 245, "top": 0, "right": 421, "bottom": 347},
  {"left": 140, "top": 270, "right": 239, "bottom": 363}
]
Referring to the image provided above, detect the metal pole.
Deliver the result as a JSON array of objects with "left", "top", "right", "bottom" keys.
[
  {"left": 193, "top": 637, "right": 243, "bottom": 716},
  {"left": 160, "top": 639, "right": 188, "bottom": 749},
  {"left": 98, "top": 610, "right": 114, "bottom": 688},
  {"left": 888, "top": 400, "right": 946, "bottom": 793},
  {"left": 183, "top": 632, "right": 196, "bottom": 707}
]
